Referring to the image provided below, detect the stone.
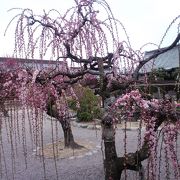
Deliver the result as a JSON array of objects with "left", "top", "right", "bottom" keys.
[
  {"left": 80, "top": 124, "right": 88, "bottom": 128},
  {"left": 87, "top": 125, "right": 95, "bottom": 129},
  {"left": 95, "top": 125, "right": 101, "bottom": 130}
]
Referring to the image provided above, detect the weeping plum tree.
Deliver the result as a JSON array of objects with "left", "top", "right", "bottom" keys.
[
  {"left": 0, "top": 59, "right": 81, "bottom": 148},
  {"left": 5, "top": 0, "right": 124, "bottom": 148},
  {"left": 0, "top": 59, "right": 20, "bottom": 117},
  {"left": 2, "top": 0, "right": 180, "bottom": 179}
]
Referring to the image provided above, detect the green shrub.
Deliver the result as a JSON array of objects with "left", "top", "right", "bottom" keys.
[
  {"left": 77, "top": 111, "right": 93, "bottom": 122},
  {"left": 69, "top": 87, "right": 102, "bottom": 122},
  {"left": 176, "top": 106, "right": 180, "bottom": 112},
  {"left": 92, "top": 106, "right": 103, "bottom": 119},
  {"left": 67, "top": 98, "right": 78, "bottom": 111}
]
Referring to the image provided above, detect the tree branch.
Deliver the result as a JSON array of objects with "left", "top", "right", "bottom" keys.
[
  {"left": 133, "top": 33, "right": 180, "bottom": 80},
  {"left": 117, "top": 110, "right": 179, "bottom": 172}
]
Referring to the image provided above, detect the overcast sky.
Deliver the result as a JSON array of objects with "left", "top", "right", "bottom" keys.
[{"left": 0, "top": 0, "right": 180, "bottom": 57}]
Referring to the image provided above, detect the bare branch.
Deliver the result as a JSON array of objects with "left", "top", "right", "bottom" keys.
[{"left": 133, "top": 33, "right": 180, "bottom": 80}]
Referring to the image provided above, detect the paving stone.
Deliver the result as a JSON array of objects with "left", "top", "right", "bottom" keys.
[
  {"left": 87, "top": 125, "right": 95, "bottom": 129},
  {"left": 80, "top": 124, "right": 88, "bottom": 128}
]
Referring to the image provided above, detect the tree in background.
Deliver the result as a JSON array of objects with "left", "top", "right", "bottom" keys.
[{"left": 1, "top": 0, "right": 180, "bottom": 179}]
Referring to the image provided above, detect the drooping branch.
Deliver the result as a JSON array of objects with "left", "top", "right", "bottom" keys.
[
  {"left": 57, "top": 33, "right": 180, "bottom": 97},
  {"left": 27, "top": 10, "right": 89, "bottom": 41},
  {"left": 133, "top": 33, "right": 180, "bottom": 80},
  {"left": 27, "top": 15, "right": 65, "bottom": 37},
  {"left": 117, "top": 109, "right": 179, "bottom": 173}
]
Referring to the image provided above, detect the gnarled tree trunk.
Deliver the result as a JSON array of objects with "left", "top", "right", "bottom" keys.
[
  {"left": 102, "top": 115, "right": 122, "bottom": 180},
  {"left": 102, "top": 114, "right": 147, "bottom": 180},
  {"left": 46, "top": 96, "right": 80, "bottom": 148},
  {"left": 58, "top": 117, "right": 81, "bottom": 148},
  {"left": 101, "top": 109, "right": 179, "bottom": 180}
]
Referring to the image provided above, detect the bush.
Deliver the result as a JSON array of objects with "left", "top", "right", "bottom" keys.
[
  {"left": 67, "top": 98, "right": 78, "bottom": 111},
  {"left": 68, "top": 86, "right": 102, "bottom": 122},
  {"left": 92, "top": 106, "right": 103, "bottom": 119},
  {"left": 77, "top": 111, "right": 93, "bottom": 122},
  {"left": 176, "top": 103, "right": 180, "bottom": 112}
]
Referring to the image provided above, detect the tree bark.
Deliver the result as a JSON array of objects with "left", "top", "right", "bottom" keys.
[
  {"left": 58, "top": 117, "right": 81, "bottom": 148},
  {"left": 46, "top": 96, "right": 81, "bottom": 148},
  {"left": 102, "top": 115, "right": 122, "bottom": 180},
  {"left": 104, "top": 141, "right": 122, "bottom": 180},
  {"left": 102, "top": 114, "right": 149, "bottom": 180},
  {"left": 101, "top": 109, "right": 179, "bottom": 180}
]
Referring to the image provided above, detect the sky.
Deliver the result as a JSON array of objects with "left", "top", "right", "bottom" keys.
[{"left": 0, "top": 0, "right": 180, "bottom": 57}]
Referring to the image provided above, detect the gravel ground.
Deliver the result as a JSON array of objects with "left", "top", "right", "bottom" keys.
[
  {"left": 1, "top": 113, "right": 104, "bottom": 180},
  {"left": 1, "top": 111, "right": 180, "bottom": 180}
]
